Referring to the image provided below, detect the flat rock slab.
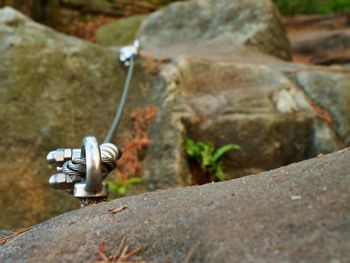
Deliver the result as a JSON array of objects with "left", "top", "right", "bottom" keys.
[
  {"left": 1, "top": 148, "right": 349, "bottom": 262},
  {"left": 138, "top": 0, "right": 291, "bottom": 60}
]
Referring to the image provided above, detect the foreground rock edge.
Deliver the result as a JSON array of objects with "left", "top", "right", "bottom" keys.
[{"left": 1, "top": 148, "right": 349, "bottom": 262}]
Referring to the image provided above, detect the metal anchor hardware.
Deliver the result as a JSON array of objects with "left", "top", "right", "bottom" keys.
[
  {"left": 47, "top": 41, "right": 139, "bottom": 207},
  {"left": 47, "top": 136, "right": 121, "bottom": 207},
  {"left": 119, "top": 40, "right": 140, "bottom": 67}
]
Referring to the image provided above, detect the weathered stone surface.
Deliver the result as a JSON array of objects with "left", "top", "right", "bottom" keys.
[
  {"left": 0, "top": 230, "right": 13, "bottom": 239},
  {"left": 0, "top": 7, "right": 156, "bottom": 229},
  {"left": 1, "top": 148, "right": 349, "bottom": 262},
  {"left": 140, "top": 41, "right": 286, "bottom": 66},
  {"left": 143, "top": 57, "right": 346, "bottom": 188},
  {"left": 293, "top": 70, "right": 350, "bottom": 145},
  {"left": 138, "top": 0, "right": 292, "bottom": 60},
  {"left": 96, "top": 14, "right": 147, "bottom": 47}
]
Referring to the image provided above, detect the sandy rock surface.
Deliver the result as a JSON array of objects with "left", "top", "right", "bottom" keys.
[{"left": 1, "top": 148, "right": 349, "bottom": 262}]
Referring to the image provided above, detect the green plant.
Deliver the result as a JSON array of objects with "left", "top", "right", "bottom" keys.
[
  {"left": 183, "top": 138, "right": 240, "bottom": 183},
  {"left": 108, "top": 175, "right": 142, "bottom": 197},
  {"left": 273, "top": 0, "right": 350, "bottom": 15}
]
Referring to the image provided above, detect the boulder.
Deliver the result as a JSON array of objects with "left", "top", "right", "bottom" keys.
[
  {"left": 0, "top": 7, "right": 156, "bottom": 228},
  {"left": 137, "top": 0, "right": 292, "bottom": 60},
  {"left": 1, "top": 148, "right": 349, "bottom": 262},
  {"left": 143, "top": 56, "right": 347, "bottom": 188},
  {"left": 293, "top": 70, "right": 350, "bottom": 145},
  {"left": 95, "top": 14, "right": 147, "bottom": 47}
]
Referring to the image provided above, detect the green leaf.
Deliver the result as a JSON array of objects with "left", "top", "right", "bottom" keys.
[
  {"left": 118, "top": 186, "right": 127, "bottom": 195},
  {"left": 200, "top": 143, "right": 214, "bottom": 169},
  {"left": 183, "top": 138, "right": 240, "bottom": 183},
  {"left": 108, "top": 176, "right": 142, "bottom": 197},
  {"left": 183, "top": 138, "right": 199, "bottom": 157},
  {"left": 127, "top": 177, "right": 143, "bottom": 185},
  {"left": 212, "top": 144, "right": 240, "bottom": 163},
  {"left": 108, "top": 182, "right": 118, "bottom": 193},
  {"left": 214, "top": 162, "right": 226, "bottom": 181}
]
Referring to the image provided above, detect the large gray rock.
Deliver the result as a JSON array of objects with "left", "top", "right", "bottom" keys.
[
  {"left": 138, "top": 0, "right": 292, "bottom": 60},
  {"left": 1, "top": 148, "right": 349, "bottom": 262},
  {"left": 143, "top": 56, "right": 347, "bottom": 188},
  {"left": 294, "top": 70, "right": 350, "bottom": 145},
  {"left": 0, "top": 7, "right": 156, "bottom": 229}
]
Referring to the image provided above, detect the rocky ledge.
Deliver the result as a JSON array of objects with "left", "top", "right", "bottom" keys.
[{"left": 1, "top": 148, "right": 349, "bottom": 262}]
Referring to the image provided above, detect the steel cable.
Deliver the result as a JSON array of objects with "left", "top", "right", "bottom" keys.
[
  {"left": 104, "top": 56, "right": 135, "bottom": 143},
  {"left": 60, "top": 56, "right": 135, "bottom": 179}
]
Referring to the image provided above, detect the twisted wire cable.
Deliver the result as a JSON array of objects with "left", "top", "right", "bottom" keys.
[
  {"left": 55, "top": 56, "right": 128, "bottom": 181},
  {"left": 103, "top": 56, "right": 135, "bottom": 143},
  {"left": 61, "top": 143, "right": 119, "bottom": 181}
]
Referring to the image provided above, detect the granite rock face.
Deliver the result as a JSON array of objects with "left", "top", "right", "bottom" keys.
[
  {"left": 138, "top": 0, "right": 292, "bottom": 60},
  {"left": 144, "top": 57, "right": 347, "bottom": 188},
  {"left": 294, "top": 70, "right": 350, "bottom": 145},
  {"left": 1, "top": 148, "right": 349, "bottom": 262}
]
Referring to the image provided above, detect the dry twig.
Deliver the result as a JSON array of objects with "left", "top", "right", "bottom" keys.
[
  {"left": 0, "top": 226, "right": 32, "bottom": 246},
  {"left": 95, "top": 238, "right": 145, "bottom": 263},
  {"left": 100, "top": 205, "right": 128, "bottom": 216},
  {"left": 109, "top": 205, "right": 128, "bottom": 215}
]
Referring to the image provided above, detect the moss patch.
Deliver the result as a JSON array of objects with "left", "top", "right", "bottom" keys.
[{"left": 95, "top": 15, "right": 147, "bottom": 46}]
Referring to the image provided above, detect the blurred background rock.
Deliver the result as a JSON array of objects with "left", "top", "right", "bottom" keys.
[{"left": 1, "top": 0, "right": 349, "bottom": 63}]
